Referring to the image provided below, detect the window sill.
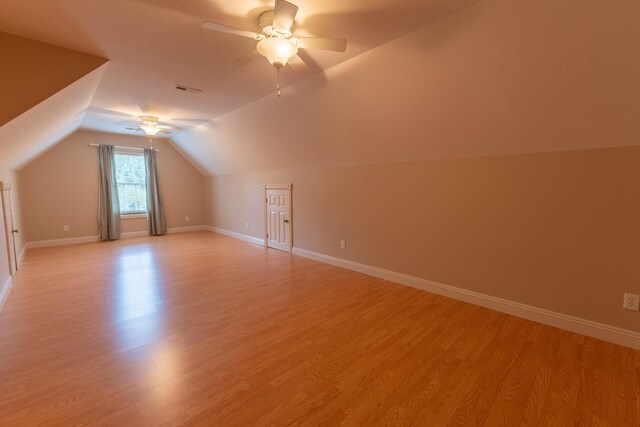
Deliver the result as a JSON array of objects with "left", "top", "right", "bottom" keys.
[{"left": 121, "top": 213, "right": 147, "bottom": 219}]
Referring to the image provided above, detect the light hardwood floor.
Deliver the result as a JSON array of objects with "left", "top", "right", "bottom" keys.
[{"left": 0, "top": 231, "right": 638, "bottom": 426}]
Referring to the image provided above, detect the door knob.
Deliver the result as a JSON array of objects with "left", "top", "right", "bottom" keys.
[{"left": 283, "top": 219, "right": 289, "bottom": 223}]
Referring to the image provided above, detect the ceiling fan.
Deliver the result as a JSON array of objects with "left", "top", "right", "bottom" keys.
[
  {"left": 203, "top": 0, "right": 347, "bottom": 95},
  {"left": 123, "top": 116, "right": 183, "bottom": 137}
]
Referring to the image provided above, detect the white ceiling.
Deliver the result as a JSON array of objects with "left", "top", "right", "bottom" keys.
[{"left": 0, "top": 0, "right": 481, "bottom": 139}]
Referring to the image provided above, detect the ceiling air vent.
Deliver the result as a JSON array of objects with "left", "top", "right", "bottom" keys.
[{"left": 176, "top": 85, "right": 203, "bottom": 94}]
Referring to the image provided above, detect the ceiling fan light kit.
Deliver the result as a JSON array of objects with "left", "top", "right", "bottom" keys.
[
  {"left": 121, "top": 115, "right": 183, "bottom": 139},
  {"left": 256, "top": 37, "right": 298, "bottom": 70},
  {"left": 140, "top": 116, "right": 162, "bottom": 136},
  {"left": 203, "top": 0, "right": 347, "bottom": 97},
  {"left": 140, "top": 125, "right": 160, "bottom": 137}
]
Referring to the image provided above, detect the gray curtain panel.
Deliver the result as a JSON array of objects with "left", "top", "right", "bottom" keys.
[
  {"left": 144, "top": 148, "right": 167, "bottom": 236},
  {"left": 98, "top": 144, "right": 121, "bottom": 240}
]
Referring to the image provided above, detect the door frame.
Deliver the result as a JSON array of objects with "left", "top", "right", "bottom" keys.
[
  {"left": 263, "top": 183, "right": 293, "bottom": 253},
  {"left": 0, "top": 182, "right": 18, "bottom": 275}
]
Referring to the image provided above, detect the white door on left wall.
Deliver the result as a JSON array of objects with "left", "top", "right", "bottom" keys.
[{"left": 1, "top": 183, "right": 18, "bottom": 275}]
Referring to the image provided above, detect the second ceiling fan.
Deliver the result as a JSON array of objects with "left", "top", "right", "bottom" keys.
[{"left": 203, "top": 0, "right": 347, "bottom": 95}]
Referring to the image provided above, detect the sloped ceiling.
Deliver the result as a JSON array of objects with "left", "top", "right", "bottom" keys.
[
  {"left": 0, "top": 0, "right": 481, "bottom": 139},
  {"left": 0, "top": 32, "right": 107, "bottom": 127},
  {"left": 0, "top": 65, "right": 107, "bottom": 169}
]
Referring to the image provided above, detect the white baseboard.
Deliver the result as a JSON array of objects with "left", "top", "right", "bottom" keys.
[
  {"left": 123, "top": 226, "right": 208, "bottom": 238},
  {"left": 209, "top": 226, "right": 265, "bottom": 246},
  {"left": 0, "top": 275, "right": 12, "bottom": 313},
  {"left": 291, "top": 247, "right": 640, "bottom": 350},
  {"left": 25, "top": 226, "right": 209, "bottom": 249},
  {"left": 121, "top": 231, "right": 148, "bottom": 239},
  {"left": 26, "top": 235, "right": 99, "bottom": 249},
  {"left": 167, "top": 226, "right": 208, "bottom": 234}
]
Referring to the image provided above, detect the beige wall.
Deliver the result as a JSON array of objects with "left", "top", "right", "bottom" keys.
[
  {"left": 205, "top": 146, "right": 640, "bottom": 333},
  {"left": 19, "top": 130, "right": 205, "bottom": 242}
]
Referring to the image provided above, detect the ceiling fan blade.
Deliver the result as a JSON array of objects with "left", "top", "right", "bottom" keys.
[
  {"left": 232, "top": 49, "right": 260, "bottom": 66},
  {"left": 273, "top": 0, "right": 298, "bottom": 32},
  {"left": 159, "top": 129, "right": 173, "bottom": 135},
  {"left": 170, "top": 117, "right": 211, "bottom": 123},
  {"left": 158, "top": 124, "right": 183, "bottom": 131},
  {"left": 202, "top": 21, "right": 263, "bottom": 40},
  {"left": 297, "top": 37, "right": 347, "bottom": 52},
  {"left": 287, "top": 54, "right": 310, "bottom": 75}
]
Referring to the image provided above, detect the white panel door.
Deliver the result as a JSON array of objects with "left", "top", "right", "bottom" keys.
[
  {"left": 265, "top": 187, "right": 291, "bottom": 252},
  {"left": 1, "top": 183, "right": 17, "bottom": 275}
]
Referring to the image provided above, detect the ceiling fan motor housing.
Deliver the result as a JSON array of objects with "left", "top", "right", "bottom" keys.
[{"left": 259, "top": 10, "right": 292, "bottom": 36}]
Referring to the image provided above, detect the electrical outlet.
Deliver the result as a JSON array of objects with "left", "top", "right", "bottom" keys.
[
  {"left": 185, "top": 216, "right": 190, "bottom": 222},
  {"left": 623, "top": 293, "right": 640, "bottom": 311},
  {"left": 63, "top": 225, "right": 69, "bottom": 232},
  {"left": 244, "top": 222, "right": 249, "bottom": 229},
  {"left": 340, "top": 240, "right": 346, "bottom": 249}
]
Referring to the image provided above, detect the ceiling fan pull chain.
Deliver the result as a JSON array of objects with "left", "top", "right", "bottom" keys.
[{"left": 276, "top": 68, "right": 281, "bottom": 98}]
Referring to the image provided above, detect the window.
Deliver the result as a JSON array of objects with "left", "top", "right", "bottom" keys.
[{"left": 114, "top": 152, "right": 147, "bottom": 214}]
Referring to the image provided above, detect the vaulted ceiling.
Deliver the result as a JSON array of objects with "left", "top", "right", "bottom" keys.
[
  {"left": 0, "top": 0, "right": 481, "bottom": 170},
  {"left": 2, "top": 0, "right": 639, "bottom": 175}
]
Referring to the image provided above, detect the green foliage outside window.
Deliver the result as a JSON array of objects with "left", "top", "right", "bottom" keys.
[{"left": 115, "top": 153, "right": 147, "bottom": 213}]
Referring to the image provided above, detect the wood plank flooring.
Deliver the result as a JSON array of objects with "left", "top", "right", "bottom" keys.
[{"left": 0, "top": 231, "right": 638, "bottom": 425}]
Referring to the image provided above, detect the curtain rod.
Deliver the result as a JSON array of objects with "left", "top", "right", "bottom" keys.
[{"left": 88, "top": 143, "right": 159, "bottom": 152}]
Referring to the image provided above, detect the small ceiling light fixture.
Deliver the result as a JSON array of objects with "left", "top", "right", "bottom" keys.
[
  {"left": 127, "top": 115, "right": 182, "bottom": 137},
  {"left": 256, "top": 37, "right": 298, "bottom": 69},
  {"left": 140, "top": 118, "right": 160, "bottom": 137}
]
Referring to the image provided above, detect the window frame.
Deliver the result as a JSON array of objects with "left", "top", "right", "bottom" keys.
[{"left": 114, "top": 148, "right": 148, "bottom": 218}]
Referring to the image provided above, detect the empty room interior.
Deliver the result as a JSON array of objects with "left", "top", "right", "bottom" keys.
[{"left": 1, "top": 0, "right": 640, "bottom": 425}]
